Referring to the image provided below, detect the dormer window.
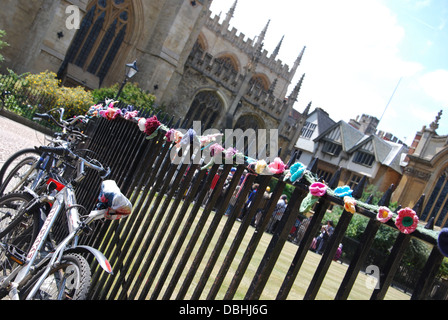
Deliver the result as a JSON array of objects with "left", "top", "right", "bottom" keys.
[
  {"left": 322, "top": 141, "right": 342, "bottom": 157},
  {"left": 353, "top": 151, "right": 375, "bottom": 167}
]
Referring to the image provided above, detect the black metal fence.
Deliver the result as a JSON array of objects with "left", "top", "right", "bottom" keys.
[{"left": 69, "top": 116, "right": 445, "bottom": 300}]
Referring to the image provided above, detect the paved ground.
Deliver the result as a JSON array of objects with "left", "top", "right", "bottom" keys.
[{"left": 0, "top": 114, "right": 50, "bottom": 165}]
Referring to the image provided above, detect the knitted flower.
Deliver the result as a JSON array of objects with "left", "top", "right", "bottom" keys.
[
  {"left": 289, "top": 162, "right": 306, "bottom": 182},
  {"left": 309, "top": 182, "right": 327, "bottom": 197},
  {"left": 344, "top": 196, "right": 356, "bottom": 214},
  {"left": 180, "top": 129, "right": 197, "bottom": 146},
  {"left": 438, "top": 228, "right": 448, "bottom": 257},
  {"left": 144, "top": 116, "right": 161, "bottom": 136},
  {"left": 138, "top": 118, "right": 147, "bottom": 132},
  {"left": 395, "top": 207, "right": 419, "bottom": 234},
  {"left": 334, "top": 186, "right": 353, "bottom": 197},
  {"left": 173, "top": 130, "right": 184, "bottom": 147},
  {"left": 255, "top": 159, "right": 267, "bottom": 174},
  {"left": 224, "top": 147, "right": 237, "bottom": 160},
  {"left": 165, "top": 128, "right": 176, "bottom": 142},
  {"left": 268, "top": 157, "right": 286, "bottom": 175},
  {"left": 209, "top": 143, "right": 225, "bottom": 157},
  {"left": 199, "top": 133, "right": 223, "bottom": 147},
  {"left": 377, "top": 206, "right": 392, "bottom": 223},
  {"left": 124, "top": 109, "right": 139, "bottom": 120}
]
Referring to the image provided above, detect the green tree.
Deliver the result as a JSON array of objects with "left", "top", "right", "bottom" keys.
[
  {"left": 91, "top": 82, "right": 161, "bottom": 116},
  {"left": 0, "top": 30, "right": 9, "bottom": 64}
]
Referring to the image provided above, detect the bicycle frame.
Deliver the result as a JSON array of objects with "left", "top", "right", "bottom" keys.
[{"left": 1, "top": 184, "right": 113, "bottom": 300}]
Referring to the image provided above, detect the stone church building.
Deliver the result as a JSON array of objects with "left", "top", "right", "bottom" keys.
[
  {"left": 2, "top": 0, "right": 447, "bottom": 228},
  {"left": 0, "top": 0, "right": 308, "bottom": 159}
]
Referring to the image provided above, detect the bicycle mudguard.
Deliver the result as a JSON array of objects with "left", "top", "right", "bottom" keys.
[{"left": 66, "top": 245, "right": 113, "bottom": 275}]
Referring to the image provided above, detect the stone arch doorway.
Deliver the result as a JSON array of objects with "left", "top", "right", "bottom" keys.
[
  {"left": 183, "top": 91, "right": 225, "bottom": 130},
  {"left": 233, "top": 114, "right": 270, "bottom": 159},
  {"left": 234, "top": 114, "right": 264, "bottom": 131}
]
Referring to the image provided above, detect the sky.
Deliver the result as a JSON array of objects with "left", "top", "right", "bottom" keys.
[{"left": 209, "top": 0, "right": 448, "bottom": 145}]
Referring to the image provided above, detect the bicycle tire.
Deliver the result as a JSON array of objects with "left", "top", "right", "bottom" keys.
[
  {"left": 0, "top": 192, "right": 40, "bottom": 299},
  {"left": 0, "top": 156, "right": 40, "bottom": 196},
  {"left": 22, "top": 253, "right": 91, "bottom": 300},
  {"left": 0, "top": 148, "right": 41, "bottom": 195}
]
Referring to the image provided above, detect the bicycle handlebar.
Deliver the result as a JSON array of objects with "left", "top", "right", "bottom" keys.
[
  {"left": 36, "top": 146, "right": 110, "bottom": 179},
  {"left": 33, "top": 109, "right": 89, "bottom": 140}
]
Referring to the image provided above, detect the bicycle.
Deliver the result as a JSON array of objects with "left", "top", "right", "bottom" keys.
[
  {"left": 0, "top": 108, "right": 89, "bottom": 196},
  {"left": 0, "top": 145, "right": 132, "bottom": 300}
]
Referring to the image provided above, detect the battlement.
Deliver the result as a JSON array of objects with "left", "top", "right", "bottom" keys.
[{"left": 204, "top": 14, "right": 293, "bottom": 79}]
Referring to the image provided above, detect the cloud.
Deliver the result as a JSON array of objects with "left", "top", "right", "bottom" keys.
[{"left": 419, "top": 69, "right": 448, "bottom": 104}]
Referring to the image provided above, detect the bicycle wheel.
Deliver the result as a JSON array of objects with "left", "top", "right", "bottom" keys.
[
  {"left": 0, "top": 148, "right": 41, "bottom": 185},
  {"left": 23, "top": 253, "right": 91, "bottom": 300},
  {"left": 0, "top": 156, "right": 40, "bottom": 196},
  {"left": 0, "top": 192, "right": 40, "bottom": 298}
]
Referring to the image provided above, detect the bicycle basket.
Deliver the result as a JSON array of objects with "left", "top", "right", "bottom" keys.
[{"left": 96, "top": 180, "right": 132, "bottom": 220}]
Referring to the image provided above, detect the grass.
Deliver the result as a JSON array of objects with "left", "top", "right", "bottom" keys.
[{"left": 103, "top": 193, "right": 411, "bottom": 300}]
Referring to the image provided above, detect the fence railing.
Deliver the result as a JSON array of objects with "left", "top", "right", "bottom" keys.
[
  {"left": 0, "top": 74, "right": 61, "bottom": 131},
  {"left": 67, "top": 116, "right": 445, "bottom": 300}
]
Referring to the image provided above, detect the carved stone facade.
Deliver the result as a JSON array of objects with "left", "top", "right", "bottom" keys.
[
  {"left": 393, "top": 111, "right": 448, "bottom": 228},
  {"left": 0, "top": 0, "right": 307, "bottom": 159}
]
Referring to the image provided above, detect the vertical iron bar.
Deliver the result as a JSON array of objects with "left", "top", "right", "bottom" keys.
[
  {"left": 245, "top": 186, "right": 307, "bottom": 300},
  {"left": 205, "top": 174, "right": 272, "bottom": 300},
  {"left": 276, "top": 168, "right": 341, "bottom": 300},
  {"left": 411, "top": 245, "right": 444, "bottom": 300},
  {"left": 224, "top": 179, "right": 286, "bottom": 300},
  {"left": 155, "top": 164, "right": 220, "bottom": 299},
  {"left": 370, "top": 233, "right": 411, "bottom": 300},
  {"left": 175, "top": 166, "right": 252, "bottom": 300}
]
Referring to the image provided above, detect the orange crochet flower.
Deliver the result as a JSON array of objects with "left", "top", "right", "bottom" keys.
[{"left": 344, "top": 196, "right": 356, "bottom": 214}]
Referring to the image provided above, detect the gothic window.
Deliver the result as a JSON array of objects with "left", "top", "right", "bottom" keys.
[
  {"left": 422, "top": 172, "right": 448, "bottom": 227},
  {"left": 59, "top": 0, "right": 133, "bottom": 84},
  {"left": 249, "top": 74, "right": 269, "bottom": 91},
  {"left": 214, "top": 55, "right": 238, "bottom": 73},
  {"left": 184, "top": 91, "right": 224, "bottom": 130}
]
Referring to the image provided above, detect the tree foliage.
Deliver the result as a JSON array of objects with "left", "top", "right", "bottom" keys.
[
  {"left": 0, "top": 30, "right": 9, "bottom": 64},
  {"left": 91, "top": 82, "right": 161, "bottom": 116}
]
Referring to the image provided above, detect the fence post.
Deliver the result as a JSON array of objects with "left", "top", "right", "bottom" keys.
[
  {"left": 370, "top": 194, "right": 425, "bottom": 300},
  {"left": 411, "top": 245, "right": 444, "bottom": 300},
  {"left": 245, "top": 185, "right": 308, "bottom": 300},
  {"left": 304, "top": 175, "right": 367, "bottom": 300},
  {"left": 335, "top": 184, "right": 394, "bottom": 300},
  {"left": 224, "top": 178, "right": 286, "bottom": 300},
  {"left": 276, "top": 167, "right": 342, "bottom": 300}
]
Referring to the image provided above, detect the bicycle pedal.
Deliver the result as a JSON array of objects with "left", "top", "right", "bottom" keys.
[{"left": 6, "top": 245, "right": 27, "bottom": 265}]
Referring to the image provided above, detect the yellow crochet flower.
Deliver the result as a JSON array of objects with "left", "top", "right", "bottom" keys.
[{"left": 255, "top": 159, "right": 267, "bottom": 174}]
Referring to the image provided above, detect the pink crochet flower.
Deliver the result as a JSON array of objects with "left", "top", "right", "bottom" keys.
[
  {"left": 209, "top": 143, "right": 225, "bottom": 157},
  {"left": 268, "top": 157, "right": 286, "bottom": 175},
  {"left": 377, "top": 206, "right": 392, "bottom": 223},
  {"left": 224, "top": 147, "right": 237, "bottom": 160},
  {"left": 144, "top": 116, "right": 161, "bottom": 136},
  {"left": 395, "top": 207, "right": 419, "bottom": 234},
  {"left": 309, "top": 182, "right": 327, "bottom": 197},
  {"left": 165, "top": 128, "right": 176, "bottom": 142}
]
